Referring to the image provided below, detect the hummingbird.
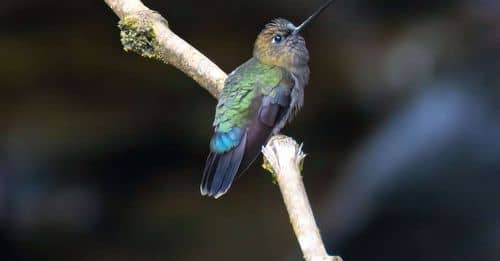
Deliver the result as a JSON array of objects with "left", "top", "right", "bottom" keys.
[{"left": 201, "top": 0, "right": 335, "bottom": 198}]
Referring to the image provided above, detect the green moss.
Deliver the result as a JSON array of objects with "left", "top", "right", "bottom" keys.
[
  {"left": 118, "top": 17, "right": 158, "bottom": 59},
  {"left": 262, "top": 157, "right": 278, "bottom": 184}
]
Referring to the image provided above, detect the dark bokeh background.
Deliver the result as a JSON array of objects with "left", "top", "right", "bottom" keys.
[{"left": 1, "top": 0, "right": 499, "bottom": 260}]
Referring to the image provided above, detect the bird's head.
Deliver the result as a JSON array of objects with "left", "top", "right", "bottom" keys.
[
  {"left": 253, "top": 18, "right": 309, "bottom": 68},
  {"left": 253, "top": 0, "right": 335, "bottom": 68}
]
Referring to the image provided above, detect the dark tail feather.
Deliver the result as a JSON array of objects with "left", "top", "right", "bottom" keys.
[
  {"left": 200, "top": 133, "right": 247, "bottom": 198},
  {"left": 237, "top": 126, "right": 273, "bottom": 177},
  {"left": 237, "top": 103, "right": 280, "bottom": 175}
]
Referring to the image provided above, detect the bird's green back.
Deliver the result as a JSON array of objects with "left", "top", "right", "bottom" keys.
[{"left": 214, "top": 58, "right": 283, "bottom": 132}]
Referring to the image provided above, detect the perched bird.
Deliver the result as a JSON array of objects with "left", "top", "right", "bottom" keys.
[{"left": 201, "top": 0, "right": 335, "bottom": 198}]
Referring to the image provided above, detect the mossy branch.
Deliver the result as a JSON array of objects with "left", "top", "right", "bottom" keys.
[
  {"left": 104, "top": 0, "right": 226, "bottom": 98},
  {"left": 104, "top": 0, "right": 341, "bottom": 260}
]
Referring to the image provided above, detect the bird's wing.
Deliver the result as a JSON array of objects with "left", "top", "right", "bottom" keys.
[{"left": 201, "top": 58, "right": 291, "bottom": 198}]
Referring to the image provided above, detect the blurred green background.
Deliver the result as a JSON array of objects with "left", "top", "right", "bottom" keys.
[{"left": 1, "top": 0, "right": 500, "bottom": 260}]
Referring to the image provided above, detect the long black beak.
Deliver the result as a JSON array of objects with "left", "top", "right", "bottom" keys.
[{"left": 293, "top": 0, "right": 335, "bottom": 35}]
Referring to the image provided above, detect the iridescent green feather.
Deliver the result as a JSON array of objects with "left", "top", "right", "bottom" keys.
[{"left": 214, "top": 58, "right": 283, "bottom": 132}]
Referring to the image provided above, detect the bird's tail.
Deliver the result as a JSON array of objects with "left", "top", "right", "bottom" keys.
[{"left": 200, "top": 133, "right": 247, "bottom": 198}]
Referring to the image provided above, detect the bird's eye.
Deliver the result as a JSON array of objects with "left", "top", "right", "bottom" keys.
[{"left": 272, "top": 35, "right": 282, "bottom": 43}]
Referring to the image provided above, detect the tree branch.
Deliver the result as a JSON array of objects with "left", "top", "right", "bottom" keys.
[
  {"left": 263, "top": 136, "right": 342, "bottom": 261},
  {"left": 104, "top": 0, "right": 226, "bottom": 98},
  {"left": 104, "top": 1, "right": 340, "bottom": 260}
]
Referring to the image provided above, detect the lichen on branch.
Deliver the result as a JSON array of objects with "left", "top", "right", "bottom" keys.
[
  {"left": 118, "top": 15, "right": 159, "bottom": 59},
  {"left": 105, "top": 0, "right": 226, "bottom": 97}
]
